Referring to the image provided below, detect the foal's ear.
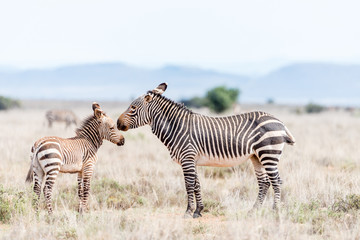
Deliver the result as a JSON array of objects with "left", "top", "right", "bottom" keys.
[
  {"left": 93, "top": 102, "right": 103, "bottom": 119},
  {"left": 92, "top": 102, "right": 101, "bottom": 111},
  {"left": 152, "top": 82, "right": 167, "bottom": 95},
  {"left": 94, "top": 108, "right": 103, "bottom": 119}
]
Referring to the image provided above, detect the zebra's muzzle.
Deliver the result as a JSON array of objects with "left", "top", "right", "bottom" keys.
[
  {"left": 117, "top": 138, "right": 125, "bottom": 146},
  {"left": 117, "top": 118, "right": 129, "bottom": 131}
]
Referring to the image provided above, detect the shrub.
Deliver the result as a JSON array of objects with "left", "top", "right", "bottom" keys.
[
  {"left": 206, "top": 86, "right": 239, "bottom": 113},
  {"left": 305, "top": 103, "right": 325, "bottom": 114},
  {"left": 0, "top": 96, "right": 20, "bottom": 110},
  {"left": 182, "top": 86, "right": 240, "bottom": 113},
  {"left": 332, "top": 194, "right": 360, "bottom": 212},
  {"left": 0, "top": 185, "right": 27, "bottom": 223}
]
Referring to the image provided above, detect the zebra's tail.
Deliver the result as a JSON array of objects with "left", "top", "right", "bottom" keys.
[
  {"left": 25, "top": 146, "right": 35, "bottom": 183},
  {"left": 284, "top": 126, "right": 296, "bottom": 145},
  {"left": 25, "top": 165, "right": 33, "bottom": 183}
]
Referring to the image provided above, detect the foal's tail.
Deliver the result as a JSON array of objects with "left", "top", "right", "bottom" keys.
[{"left": 25, "top": 146, "right": 35, "bottom": 183}]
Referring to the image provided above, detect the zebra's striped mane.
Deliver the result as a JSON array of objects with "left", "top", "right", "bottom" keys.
[
  {"left": 148, "top": 91, "right": 193, "bottom": 114},
  {"left": 75, "top": 115, "right": 100, "bottom": 137}
]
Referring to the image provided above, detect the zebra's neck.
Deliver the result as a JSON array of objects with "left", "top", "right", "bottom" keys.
[
  {"left": 148, "top": 95, "right": 192, "bottom": 147},
  {"left": 75, "top": 116, "right": 103, "bottom": 150}
]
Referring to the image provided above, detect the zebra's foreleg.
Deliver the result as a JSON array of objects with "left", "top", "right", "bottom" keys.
[
  {"left": 250, "top": 156, "right": 271, "bottom": 211},
  {"left": 80, "top": 164, "right": 94, "bottom": 214},
  {"left": 181, "top": 160, "right": 196, "bottom": 218},
  {"left": 77, "top": 172, "right": 84, "bottom": 212},
  {"left": 193, "top": 173, "right": 204, "bottom": 218}
]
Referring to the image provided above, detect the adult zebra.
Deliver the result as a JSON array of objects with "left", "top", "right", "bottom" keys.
[
  {"left": 45, "top": 109, "right": 79, "bottom": 128},
  {"left": 117, "top": 83, "right": 295, "bottom": 218},
  {"left": 26, "top": 103, "right": 125, "bottom": 214}
]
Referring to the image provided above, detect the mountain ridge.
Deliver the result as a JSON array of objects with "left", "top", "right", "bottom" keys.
[{"left": 0, "top": 62, "right": 359, "bottom": 106}]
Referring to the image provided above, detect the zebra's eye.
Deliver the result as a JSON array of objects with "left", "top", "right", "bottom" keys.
[
  {"left": 110, "top": 126, "right": 115, "bottom": 130},
  {"left": 130, "top": 105, "right": 137, "bottom": 110}
]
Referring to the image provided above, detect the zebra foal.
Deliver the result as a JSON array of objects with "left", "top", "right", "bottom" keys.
[
  {"left": 117, "top": 83, "right": 295, "bottom": 218},
  {"left": 26, "top": 103, "right": 125, "bottom": 214}
]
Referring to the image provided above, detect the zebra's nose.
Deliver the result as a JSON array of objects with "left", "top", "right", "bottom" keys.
[
  {"left": 117, "top": 138, "right": 125, "bottom": 146},
  {"left": 117, "top": 119, "right": 128, "bottom": 131},
  {"left": 117, "top": 118, "right": 122, "bottom": 130}
]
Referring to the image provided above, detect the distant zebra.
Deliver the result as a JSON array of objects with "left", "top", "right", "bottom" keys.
[
  {"left": 45, "top": 109, "right": 79, "bottom": 128},
  {"left": 117, "top": 83, "right": 295, "bottom": 218},
  {"left": 26, "top": 103, "right": 125, "bottom": 214}
]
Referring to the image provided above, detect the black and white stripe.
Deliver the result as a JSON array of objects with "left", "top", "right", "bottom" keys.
[
  {"left": 26, "top": 103, "right": 125, "bottom": 214},
  {"left": 117, "top": 83, "right": 295, "bottom": 218}
]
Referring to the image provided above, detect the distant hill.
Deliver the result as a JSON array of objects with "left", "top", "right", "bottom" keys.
[
  {"left": 241, "top": 63, "right": 360, "bottom": 105},
  {"left": 0, "top": 62, "right": 360, "bottom": 106},
  {"left": 0, "top": 63, "right": 248, "bottom": 101}
]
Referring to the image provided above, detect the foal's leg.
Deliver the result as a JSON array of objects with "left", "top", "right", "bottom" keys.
[
  {"left": 77, "top": 172, "right": 84, "bottom": 212},
  {"left": 33, "top": 166, "right": 44, "bottom": 212},
  {"left": 43, "top": 169, "right": 60, "bottom": 214},
  {"left": 80, "top": 163, "right": 95, "bottom": 213}
]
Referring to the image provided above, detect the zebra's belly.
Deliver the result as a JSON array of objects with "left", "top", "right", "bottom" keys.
[
  {"left": 195, "top": 154, "right": 252, "bottom": 167},
  {"left": 60, "top": 163, "right": 82, "bottom": 173}
]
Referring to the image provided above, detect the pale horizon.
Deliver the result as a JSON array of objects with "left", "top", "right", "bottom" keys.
[{"left": 1, "top": 0, "right": 360, "bottom": 75}]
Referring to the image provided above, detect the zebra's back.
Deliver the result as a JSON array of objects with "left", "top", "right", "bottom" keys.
[
  {"left": 191, "top": 111, "right": 295, "bottom": 167},
  {"left": 33, "top": 137, "right": 85, "bottom": 174}
]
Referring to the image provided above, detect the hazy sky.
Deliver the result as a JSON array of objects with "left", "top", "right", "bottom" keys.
[{"left": 0, "top": 0, "right": 359, "bottom": 75}]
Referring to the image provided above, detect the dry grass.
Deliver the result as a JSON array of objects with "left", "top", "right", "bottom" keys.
[{"left": 0, "top": 102, "right": 360, "bottom": 239}]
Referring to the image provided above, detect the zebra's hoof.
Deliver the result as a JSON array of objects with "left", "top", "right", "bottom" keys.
[{"left": 193, "top": 212, "right": 202, "bottom": 218}]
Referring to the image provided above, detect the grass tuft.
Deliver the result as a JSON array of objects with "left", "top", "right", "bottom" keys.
[
  {"left": 0, "top": 185, "right": 30, "bottom": 224},
  {"left": 332, "top": 194, "right": 360, "bottom": 213}
]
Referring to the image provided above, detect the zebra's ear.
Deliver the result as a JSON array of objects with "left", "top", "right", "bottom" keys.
[
  {"left": 92, "top": 102, "right": 101, "bottom": 111},
  {"left": 94, "top": 108, "right": 103, "bottom": 119},
  {"left": 152, "top": 82, "right": 167, "bottom": 95}
]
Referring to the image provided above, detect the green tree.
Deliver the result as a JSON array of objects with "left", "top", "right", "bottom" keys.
[{"left": 206, "top": 86, "right": 240, "bottom": 113}]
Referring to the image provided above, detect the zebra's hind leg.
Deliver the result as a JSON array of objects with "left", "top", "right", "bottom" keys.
[
  {"left": 43, "top": 169, "right": 60, "bottom": 214},
  {"left": 249, "top": 156, "right": 271, "bottom": 212},
  {"left": 77, "top": 172, "right": 84, "bottom": 213},
  {"left": 260, "top": 156, "right": 282, "bottom": 212},
  {"left": 193, "top": 173, "right": 204, "bottom": 218},
  {"left": 181, "top": 159, "right": 196, "bottom": 218},
  {"left": 33, "top": 168, "right": 44, "bottom": 212}
]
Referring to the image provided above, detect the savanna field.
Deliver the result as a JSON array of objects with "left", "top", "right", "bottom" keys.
[{"left": 0, "top": 101, "right": 360, "bottom": 240}]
